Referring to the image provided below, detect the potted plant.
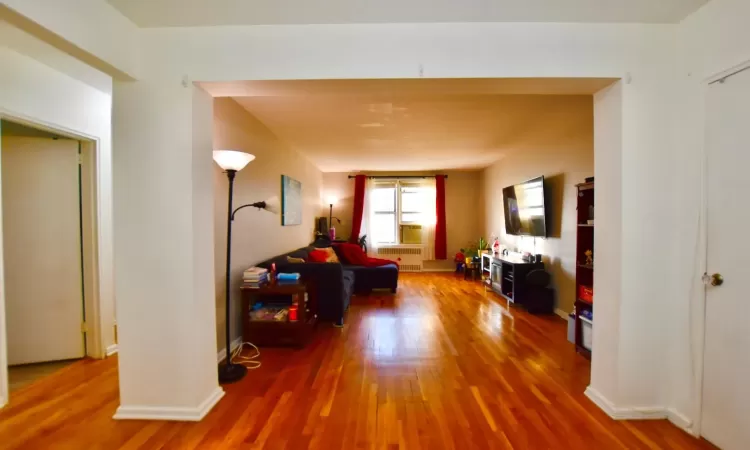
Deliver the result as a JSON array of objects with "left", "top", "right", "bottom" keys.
[
  {"left": 463, "top": 241, "right": 478, "bottom": 264},
  {"left": 478, "top": 237, "right": 488, "bottom": 256}
]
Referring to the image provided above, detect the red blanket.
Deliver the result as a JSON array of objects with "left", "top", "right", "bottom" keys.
[{"left": 334, "top": 243, "right": 399, "bottom": 268}]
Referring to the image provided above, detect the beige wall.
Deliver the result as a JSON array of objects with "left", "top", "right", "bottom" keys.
[
  {"left": 320, "top": 170, "right": 483, "bottom": 271},
  {"left": 482, "top": 96, "right": 593, "bottom": 314},
  {"left": 213, "top": 98, "right": 322, "bottom": 351}
]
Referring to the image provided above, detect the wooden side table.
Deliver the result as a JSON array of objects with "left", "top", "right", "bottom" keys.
[{"left": 240, "top": 280, "right": 317, "bottom": 347}]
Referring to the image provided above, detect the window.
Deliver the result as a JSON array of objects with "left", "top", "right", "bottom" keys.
[
  {"left": 371, "top": 185, "right": 397, "bottom": 244},
  {"left": 370, "top": 181, "right": 434, "bottom": 245}
]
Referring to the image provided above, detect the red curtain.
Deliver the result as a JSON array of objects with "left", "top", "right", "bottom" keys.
[
  {"left": 349, "top": 174, "right": 366, "bottom": 243},
  {"left": 435, "top": 175, "right": 447, "bottom": 259}
]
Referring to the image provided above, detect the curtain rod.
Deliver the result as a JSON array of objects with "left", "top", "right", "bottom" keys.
[{"left": 347, "top": 175, "right": 448, "bottom": 179}]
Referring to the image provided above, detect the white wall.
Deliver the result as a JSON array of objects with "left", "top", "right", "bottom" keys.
[
  {"left": 0, "top": 0, "right": 140, "bottom": 79},
  {"left": 0, "top": 24, "right": 116, "bottom": 408},
  {"left": 667, "top": 0, "right": 750, "bottom": 434},
  {"left": 139, "top": 23, "right": 678, "bottom": 81}
]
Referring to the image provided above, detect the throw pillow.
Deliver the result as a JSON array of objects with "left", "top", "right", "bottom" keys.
[
  {"left": 308, "top": 249, "right": 329, "bottom": 263},
  {"left": 286, "top": 256, "right": 306, "bottom": 263},
  {"left": 317, "top": 247, "right": 340, "bottom": 263},
  {"left": 333, "top": 243, "right": 369, "bottom": 266}
]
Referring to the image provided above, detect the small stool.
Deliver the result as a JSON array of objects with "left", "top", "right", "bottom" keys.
[{"left": 464, "top": 262, "right": 481, "bottom": 281}]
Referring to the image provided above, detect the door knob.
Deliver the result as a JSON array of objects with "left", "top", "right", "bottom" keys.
[{"left": 703, "top": 273, "right": 724, "bottom": 286}]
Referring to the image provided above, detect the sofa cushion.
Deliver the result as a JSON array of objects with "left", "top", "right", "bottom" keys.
[
  {"left": 344, "top": 263, "right": 399, "bottom": 293},
  {"left": 308, "top": 249, "right": 329, "bottom": 263},
  {"left": 316, "top": 247, "right": 340, "bottom": 263},
  {"left": 333, "top": 242, "right": 369, "bottom": 265},
  {"left": 342, "top": 270, "right": 355, "bottom": 301},
  {"left": 258, "top": 247, "right": 311, "bottom": 270}
]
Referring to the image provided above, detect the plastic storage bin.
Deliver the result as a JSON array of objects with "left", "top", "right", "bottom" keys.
[
  {"left": 580, "top": 316, "right": 593, "bottom": 351},
  {"left": 568, "top": 313, "right": 576, "bottom": 343}
]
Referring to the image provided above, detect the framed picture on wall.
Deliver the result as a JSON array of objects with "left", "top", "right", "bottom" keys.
[{"left": 281, "top": 175, "right": 302, "bottom": 226}]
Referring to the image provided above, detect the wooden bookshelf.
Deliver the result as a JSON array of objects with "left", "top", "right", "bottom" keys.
[{"left": 575, "top": 181, "right": 594, "bottom": 359}]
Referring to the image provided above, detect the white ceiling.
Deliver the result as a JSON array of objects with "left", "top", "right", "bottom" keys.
[
  {"left": 107, "top": 0, "right": 707, "bottom": 27},
  {"left": 208, "top": 79, "right": 605, "bottom": 172}
]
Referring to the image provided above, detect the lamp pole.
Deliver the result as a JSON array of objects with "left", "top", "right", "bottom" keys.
[{"left": 219, "top": 169, "right": 246, "bottom": 384}]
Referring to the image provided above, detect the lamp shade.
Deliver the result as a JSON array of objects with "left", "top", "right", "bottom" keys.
[
  {"left": 263, "top": 196, "right": 281, "bottom": 215},
  {"left": 327, "top": 196, "right": 338, "bottom": 205},
  {"left": 213, "top": 150, "right": 255, "bottom": 171}
]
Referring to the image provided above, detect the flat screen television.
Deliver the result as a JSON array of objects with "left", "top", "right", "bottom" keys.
[{"left": 502, "top": 176, "right": 547, "bottom": 237}]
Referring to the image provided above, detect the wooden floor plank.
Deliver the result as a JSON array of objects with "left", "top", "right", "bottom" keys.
[{"left": 0, "top": 273, "right": 717, "bottom": 449}]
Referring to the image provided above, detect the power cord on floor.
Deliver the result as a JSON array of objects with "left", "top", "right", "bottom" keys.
[{"left": 230, "top": 342, "right": 261, "bottom": 369}]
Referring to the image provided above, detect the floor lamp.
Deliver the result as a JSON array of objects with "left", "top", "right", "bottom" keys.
[
  {"left": 213, "top": 150, "right": 277, "bottom": 384},
  {"left": 327, "top": 196, "right": 341, "bottom": 239}
]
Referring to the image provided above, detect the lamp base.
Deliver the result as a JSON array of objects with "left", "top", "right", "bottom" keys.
[{"left": 218, "top": 363, "right": 247, "bottom": 384}]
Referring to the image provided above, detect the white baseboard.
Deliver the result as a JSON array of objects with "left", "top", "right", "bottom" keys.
[
  {"left": 216, "top": 337, "right": 243, "bottom": 364},
  {"left": 106, "top": 344, "right": 118, "bottom": 356},
  {"left": 584, "top": 386, "right": 667, "bottom": 420},
  {"left": 114, "top": 386, "right": 225, "bottom": 421},
  {"left": 555, "top": 308, "right": 570, "bottom": 320},
  {"left": 667, "top": 408, "right": 697, "bottom": 436}
]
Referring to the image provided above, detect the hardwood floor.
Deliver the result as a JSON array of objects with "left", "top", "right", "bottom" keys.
[
  {"left": 0, "top": 273, "right": 716, "bottom": 449},
  {"left": 8, "top": 359, "right": 79, "bottom": 392}
]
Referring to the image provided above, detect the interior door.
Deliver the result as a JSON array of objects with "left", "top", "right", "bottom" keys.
[
  {"left": 1, "top": 135, "right": 85, "bottom": 365},
  {"left": 701, "top": 67, "right": 750, "bottom": 449}
]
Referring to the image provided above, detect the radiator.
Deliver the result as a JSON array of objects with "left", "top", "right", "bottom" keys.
[{"left": 376, "top": 246, "right": 423, "bottom": 272}]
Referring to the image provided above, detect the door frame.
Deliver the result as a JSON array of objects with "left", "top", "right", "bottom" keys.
[
  {"left": 693, "top": 58, "right": 750, "bottom": 438},
  {"left": 0, "top": 112, "right": 107, "bottom": 408}
]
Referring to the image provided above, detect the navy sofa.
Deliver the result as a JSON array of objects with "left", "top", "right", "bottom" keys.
[
  {"left": 346, "top": 264, "right": 399, "bottom": 294},
  {"left": 257, "top": 243, "right": 398, "bottom": 326}
]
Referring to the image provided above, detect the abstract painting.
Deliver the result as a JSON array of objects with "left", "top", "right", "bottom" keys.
[{"left": 281, "top": 175, "right": 302, "bottom": 226}]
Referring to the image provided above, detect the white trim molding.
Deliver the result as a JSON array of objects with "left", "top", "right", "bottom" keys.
[
  {"left": 216, "top": 337, "right": 243, "bottom": 364},
  {"left": 113, "top": 386, "right": 225, "bottom": 421},
  {"left": 585, "top": 386, "right": 667, "bottom": 420},
  {"left": 555, "top": 308, "right": 570, "bottom": 321},
  {"left": 105, "top": 344, "right": 118, "bottom": 356},
  {"left": 667, "top": 408, "right": 697, "bottom": 436}
]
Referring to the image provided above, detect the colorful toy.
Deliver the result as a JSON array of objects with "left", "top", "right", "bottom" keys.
[
  {"left": 454, "top": 250, "right": 466, "bottom": 273},
  {"left": 585, "top": 249, "right": 594, "bottom": 266}
]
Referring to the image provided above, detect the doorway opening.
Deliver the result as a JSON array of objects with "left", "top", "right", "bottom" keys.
[{"left": 0, "top": 119, "right": 101, "bottom": 399}]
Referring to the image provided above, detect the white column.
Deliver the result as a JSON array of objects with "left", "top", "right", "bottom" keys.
[
  {"left": 588, "top": 81, "right": 624, "bottom": 409},
  {"left": 589, "top": 77, "right": 675, "bottom": 416},
  {"left": 112, "top": 79, "right": 221, "bottom": 420}
]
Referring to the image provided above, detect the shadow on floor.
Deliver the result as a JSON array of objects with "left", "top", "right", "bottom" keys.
[{"left": 8, "top": 359, "right": 80, "bottom": 393}]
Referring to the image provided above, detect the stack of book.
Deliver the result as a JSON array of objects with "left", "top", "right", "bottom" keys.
[{"left": 243, "top": 267, "right": 268, "bottom": 288}]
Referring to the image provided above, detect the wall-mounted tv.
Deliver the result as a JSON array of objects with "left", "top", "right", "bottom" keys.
[{"left": 502, "top": 176, "right": 547, "bottom": 237}]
